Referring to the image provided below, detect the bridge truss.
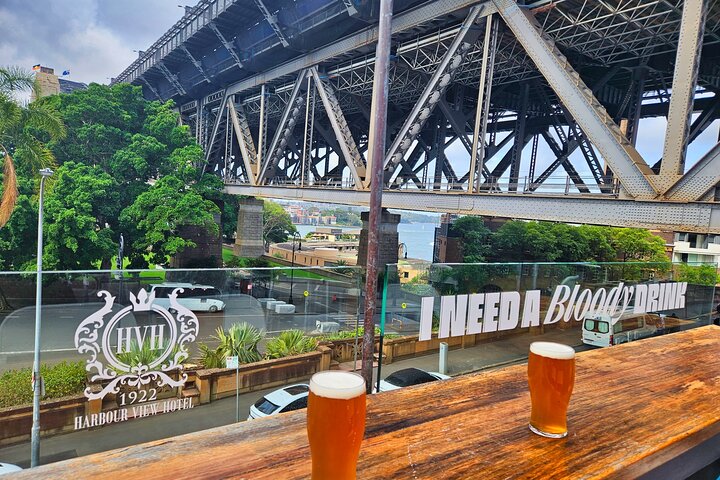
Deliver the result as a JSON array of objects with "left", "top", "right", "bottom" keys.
[{"left": 114, "top": 0, "right": 720, "bottom": 232}]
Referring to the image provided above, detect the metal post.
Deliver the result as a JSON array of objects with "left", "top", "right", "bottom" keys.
[
  {"left": 469, "top": 14, "right": 494, "bottom": 193},
  {"left": 439, "top": 342, "right": 448, "bottom": 375},
  {"left": 301, "top": 75, "right": 312, "bottom": 187},
  {"left": 257, "top": 84, "right": 266, "bottom": 178},
  {"left": 31, "top": 168, "right": 53, "bottom": 468},
  {"left": 361, "top": 0, "right": 393, "bottom": 394},
  {"left": 289, "top": 233, "right": 298, "bottom": 304},
  {"left": 235, "top": 362, "right": 239, "bottom": 422}
]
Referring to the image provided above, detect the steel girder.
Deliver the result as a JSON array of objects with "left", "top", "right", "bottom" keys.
[
  {"left": 258, "top": 71, "right": 308, "bottom": 183},
  {"left": 310, "top": 67, "right": 367, "bottom": 187},
  {"left": 383, "top": 5, "right": 489, "bottom": 181},
  {"left": 493, "top": 0, "right": 658, "bottom": 199},
  {"left": 179, "top": 45, "right": 211, "bottom": 84},
  {"left": 658, "top": 0, "right": 708, "bottom": 192},
  {"left": 253, "top": 0, "right": 291, "bottom": 47},
  {"left": 156, "top": 62, "right": 187, "bottom": 96},
  {"left": 227, "top": 101, "right": 258, "bottom": 184},
  {"left": 150, "top": 0, "right": 720, "bottom": 227},
  {"left": 226, "top": 185, "right": 720, "bottom": 234}
]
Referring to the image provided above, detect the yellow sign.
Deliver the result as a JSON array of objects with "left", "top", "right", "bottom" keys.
[
  {"left": 401, "top": 302, "right": 407, "bottom": 309},
  {"left": 304, "top": 290, "right": 309, "bottom": 297}
]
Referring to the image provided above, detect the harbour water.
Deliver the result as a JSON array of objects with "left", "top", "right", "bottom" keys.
[{"left": 294, "top": 222, "right": 437, "bottom": 261}]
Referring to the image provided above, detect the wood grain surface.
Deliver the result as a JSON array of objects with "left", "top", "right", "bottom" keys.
[{"left": 14, "top": 325, "right": 720, "bottom": 479}]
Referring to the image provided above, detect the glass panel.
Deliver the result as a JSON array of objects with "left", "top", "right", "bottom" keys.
[
  {"left": 378, "top": 262, "right": 716, "bottom": 391},
  {"left": 0, "top": 266, "right": 362, "bottom": 467}
]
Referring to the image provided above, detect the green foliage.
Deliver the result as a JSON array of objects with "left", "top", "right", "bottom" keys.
[
  {"left": 319, "top": 208, "right": 362, "bottom": 226},
  {"left": 1, "top": 82, "right": 225, "bottom": 271},
  {"left": 225, "top": 255, "right": 270, "bottom": 268},
  {"left": 319, "top": 326, "right": 381, "bottom": 341},
  {"left": 610, "top": 227, "right": 668, "bottom": 263},
  {"left": 486, "top": 220, "right": 669, "bottom": 265},
  {"left": 0, "top": 176, "right": 37, "bottom": 269},
  {"left": 120, "top": 175, "right": 220, "bottom": 266},
  {"left": 197, "top": 343, "right": 226, "bottom": 369},
  {"left": 675, "top": 264, "right": 719, "bottom": 286},
  {"left": 0, "top": 66, "right": 65, "bottom": 228},
  {"left": 265, "top": 330, "right": 318, "bottom": 359},
  {"left": 0, "top": 361, "right": 86, "bottom": 408},
  {"left": 264, "top": 200, "right": 296, "bottom": 249},
  {"left": 43, "top": 162, "right": 120, "bottom": 269},
  {"left": 114, "top": 339, "right": 184, "bottom": 372},
  {"left": 450, "top": 216, "right": 491, "bottom": 262},
  {"left": 207, "top": 322, "right": 265, "bottom": 366}
]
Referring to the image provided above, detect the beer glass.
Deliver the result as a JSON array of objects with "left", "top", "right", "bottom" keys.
[
  {"left": 307, "top": 371, "right": 366, "bottom": 480},
  {"left": 527, "top": 342, "right": 576, "bottom": 438}
]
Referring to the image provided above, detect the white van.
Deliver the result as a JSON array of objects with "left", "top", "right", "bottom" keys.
[
  {"left": 150, "top": 283, "right": 225, "bottom": 313},
  {"left": 582, "top": 313, "right": 660, "bottom": 347}
]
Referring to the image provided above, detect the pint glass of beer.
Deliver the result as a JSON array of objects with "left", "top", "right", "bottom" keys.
[
  {"left": 307, "top": 371, "right": 366, "bottom": 480},
  {"left": 527, "top": 342, "right": 575, "bottom": 438}
]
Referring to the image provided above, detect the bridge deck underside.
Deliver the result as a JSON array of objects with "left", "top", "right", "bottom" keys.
[{"left": 115, "top": 0, "right": 720, "bottom": 228}]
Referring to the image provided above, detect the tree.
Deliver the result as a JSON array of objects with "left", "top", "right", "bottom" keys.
[
  {"left": 450, "top": 216, "right": 491, "bottom": 263},
  {"left": 0, "top": 66, "right": 65, "bottom": 226},
  {"left": 490, "top": 221, "right": 562, "bottom": 262},
  {"left": 263, "top": 200, "right": 296, "bottom": 250},
  {"left": 36, "top": 83, "right": 222, "bottom": 269},
  {"left": 610, "top": 228, "right": 668, "bottom": 263},
  {"left": 43, "top": 162, "right": 120, "bottom": 270},
  {"left": 0, "top": 176, "right": 37, "bottom": 269},
  {"left": 120, "top": 175, "right": 220, "bottom": 267}
]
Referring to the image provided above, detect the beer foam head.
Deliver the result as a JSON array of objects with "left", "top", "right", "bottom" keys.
[
  {"left": 310, "top": 371, "right": 366, "bottom": 399},
  {"left": 530, "top": 342, "right": 575, "bottom": 360}
]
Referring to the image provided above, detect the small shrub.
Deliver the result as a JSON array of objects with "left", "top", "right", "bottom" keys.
[
  {"left": 197, "top": 322, "right": 265, "bottom": 368},
  {"left": 114, "top": 339, "right": 185, "bottom": 372},
  {"left": 0, "top": 361, "right": 86, "bottom": 408},
  {"left": 265, "top": 330, "right": 318, "bottom": 359},
  {"left": 197, "top": 343, "right": 225, "bottom": 369}
]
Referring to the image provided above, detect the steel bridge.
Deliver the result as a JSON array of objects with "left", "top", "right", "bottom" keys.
[{"left": 113, "top": 0, "right": 720, "bottom": 233}]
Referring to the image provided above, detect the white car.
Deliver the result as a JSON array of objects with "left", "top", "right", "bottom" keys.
[
  {"left": 150, "top": 283, "right": 225, "bottom": 313},
  {"left": 377, "top": 368, "right": 450, "bottom": 392},
  {"left": 248, "top": 384, "right": 310, "bottom": 419},
  {"left": 0, "top": 462, "right": 22, "bottom": 475}
]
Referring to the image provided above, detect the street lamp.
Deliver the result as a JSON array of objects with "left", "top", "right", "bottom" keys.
[
  {"left": 31, "top": 167, "right": 53, "bottom": 468},
  {"left": 288, "top": 232, "right": 301, "bottom": 304}
]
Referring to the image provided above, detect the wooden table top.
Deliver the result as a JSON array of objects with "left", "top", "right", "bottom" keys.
[{"left": 17, "top": 325, "right": 720, "bottom": 479}]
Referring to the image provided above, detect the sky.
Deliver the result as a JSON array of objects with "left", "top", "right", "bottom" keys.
[{"left": 0, "top": 0, "right": 182, "bottom": 85}]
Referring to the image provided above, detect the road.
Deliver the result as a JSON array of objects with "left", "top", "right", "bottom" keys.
[{"left": 0, "top": 324, "right": 590, "bottom": 468}]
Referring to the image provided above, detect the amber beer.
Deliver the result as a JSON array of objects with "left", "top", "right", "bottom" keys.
[
  {"left": 307, "top": 371, "right": 366, "bottom": 479},
  {"left": 528, "top": 342, "right": 576, "bottom": 438}
]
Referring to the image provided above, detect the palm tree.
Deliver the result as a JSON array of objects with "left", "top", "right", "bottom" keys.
[{"left": 0, "top": 66, "right": 65, "bottom": 227}]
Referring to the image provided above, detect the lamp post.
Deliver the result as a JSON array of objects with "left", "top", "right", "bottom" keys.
[
  {"left": 31, "top": 167, "right": 53, "bottom": 468},
  {"left": 288, "top": 232, "right": 301, "bottom": 304}
]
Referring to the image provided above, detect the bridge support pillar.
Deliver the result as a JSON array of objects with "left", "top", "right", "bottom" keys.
[
  {"left": 358, "top": 209, "right": 400, "bottom": 268},
  {"left": 234, "top": 197, "right": 265, "bottom": 258}
]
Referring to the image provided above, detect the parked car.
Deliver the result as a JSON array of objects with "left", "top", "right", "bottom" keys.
[
  {"left": 150, "top": 283, "right": 225, "bottom": 313},
  {"left": 248, "top": 384, "right": 310, "bottom": 420},
  {"left": 0, "top": 462, "right": 22, "bottom": 475},
  {"left": 582, "top": 312, "right": 662, "bottom": 347},
  {"left": 377, "top": 368, "right": 450, "bottom": 392}
]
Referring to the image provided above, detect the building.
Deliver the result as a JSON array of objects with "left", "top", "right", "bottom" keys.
[
  {"left": 433, "top": 214, "right": 463, "bottom": 263},
  {"left": 268, "top": 241, "right": 358, "bottom": 267},
  {"left": 672, "top": 233, "right": 720, "bottom": 264},
  {"left": 308, "top": 227, "right": 361, "bottom": 242},
  {"left": 31, "top": 66, "right": 87, "bottom": 100}
]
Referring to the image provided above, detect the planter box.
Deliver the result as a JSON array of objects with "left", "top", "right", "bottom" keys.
[
  {"left": 0, "top": 395, "right": 87, "bottom": 446},
  {"left": 195, "top": 346, "right": 333, "bottom": 403}
]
